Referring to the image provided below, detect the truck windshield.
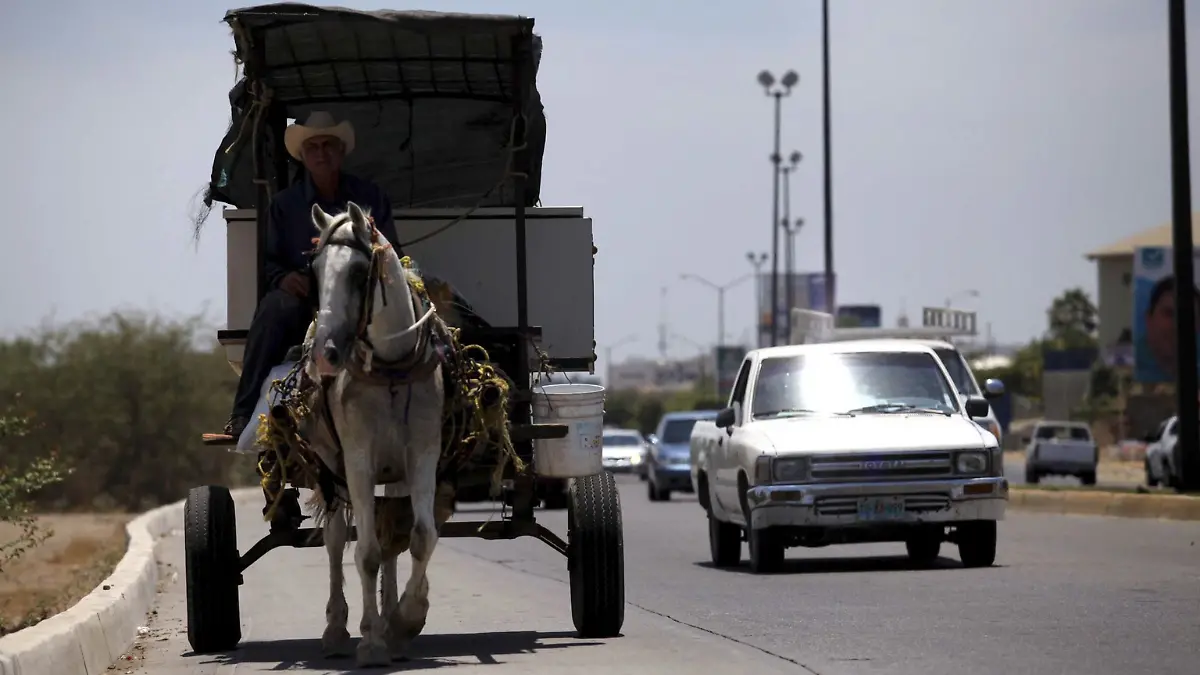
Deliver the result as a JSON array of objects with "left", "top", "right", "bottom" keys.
[
  {"left": 752, "top": 351, "right": 961, "bottom": 417},
  {"left": 933, "top": 347, "right": 981, "bottom": 397}
]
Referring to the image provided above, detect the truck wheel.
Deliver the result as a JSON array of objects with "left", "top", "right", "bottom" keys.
[
  {"left": 904, "top": 529, "right": 942, "bottom": 566},
  {"left": 1079, "top": 471, "right": 1097, "bottom": 486},
  {"left": 568, "top": 471, "right": 624, "bottom": 638},
  {"left": 647, "top": 480, "right": 670, "bottom": 502},
  {"left": 956, "top": 520, "right": 997, "bottom": 568},
  {"left": 185, "top": 485, "right": 242, "bottom": 653},
  {"left": 748, "top": 527, "right": 784, "bottom": 574},
  {"left": 1024, "top": 468, "right": 1039, "bottom": 484},
  {"left": 708, "top": 513, "right": 741, "bottom": 568}
]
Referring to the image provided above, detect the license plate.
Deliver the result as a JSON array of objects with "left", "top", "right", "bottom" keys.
[{"left": 856, "top": 497, "right": 907, "bottom": 522}]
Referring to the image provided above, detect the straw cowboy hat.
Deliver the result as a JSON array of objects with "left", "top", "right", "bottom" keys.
[{"left": 284, "top": 111, "right": 355, "bottom": 161}]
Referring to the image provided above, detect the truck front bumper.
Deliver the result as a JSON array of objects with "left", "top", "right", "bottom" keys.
[{"left": 745, "top": 477, "right": 1008, "bottom": 530}]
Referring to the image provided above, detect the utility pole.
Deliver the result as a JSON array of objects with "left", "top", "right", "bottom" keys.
[
  {"left": 1168, "top": 0, "right": 1199, "bottom": 492},
  {"left": 657, "top": 286, "right": 669, "bottom": 362}
]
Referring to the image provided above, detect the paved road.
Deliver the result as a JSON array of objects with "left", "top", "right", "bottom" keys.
[{"left": 135, "top": 476, "right": 1199, "bottom": 674}]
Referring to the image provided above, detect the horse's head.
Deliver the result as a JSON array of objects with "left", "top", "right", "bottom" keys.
[{"left": 309, "top": 202, "right": 377, "bottom": 373}]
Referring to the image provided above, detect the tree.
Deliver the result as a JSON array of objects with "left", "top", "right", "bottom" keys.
[
  {"left": 1046, "top": 288, "right": 1099, "bottom": 349},
  {"left": 0, "top": 312, "right": 256, "bottom": 511},
  {"left": 0, "top": 400, "right": 66, "bottom": 573}
]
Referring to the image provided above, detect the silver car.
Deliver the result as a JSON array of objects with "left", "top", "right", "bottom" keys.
[{"left": 601, "top": 428, "right": 647, "bottom": 474}]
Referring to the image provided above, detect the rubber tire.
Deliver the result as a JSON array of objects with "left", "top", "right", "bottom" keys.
[
  {"left": 707, "top": 512, "right": 741, "bottom": 568},
  {"left": 1079, "top": 471, "right": 1097, "bottom": 486},
  {"left": 748, "top": 527, "right": 785, "bottom": 574},
  {"left": 647, "top": 480, "right": 668, "bottom": 502},
  {"left": 905, "top": 529, "right": 942, "bottom": 566},
  {"left": 1024, "top": 468, "right": 1039, "bottom": 484},
  {"left": 956, "top": 520, "right": 998, "bottom": 568},
  {"left": 185, "top": 485, "right": 242, "bottom": 653},
  {"left": 568, "top": 471, "right": 625, "bottom": 638}
]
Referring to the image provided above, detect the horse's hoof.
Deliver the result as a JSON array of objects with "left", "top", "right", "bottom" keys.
[
  {"left": 356, "top": 639, "right": 391, "bottom": 668},
  {"left": 320, "top": 626, "right": 353, "bottom": 658}
]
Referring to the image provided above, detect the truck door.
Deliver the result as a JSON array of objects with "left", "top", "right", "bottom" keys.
[{"left": 715, "top": 358, "right": 753, "bottom": 513}]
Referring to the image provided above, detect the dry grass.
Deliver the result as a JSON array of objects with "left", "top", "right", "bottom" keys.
[{"left": 0, "top": 513, "right": 130, "bottom": 635}]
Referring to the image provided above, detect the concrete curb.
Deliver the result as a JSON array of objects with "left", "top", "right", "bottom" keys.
[
  {"left": 0, "top": 488, "right": 260, "bottom": 675},
  {"left": 1010, "top": 487, "right": 1200, "bottom": 521}
]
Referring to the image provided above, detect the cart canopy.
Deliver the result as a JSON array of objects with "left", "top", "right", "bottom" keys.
[{"left": 203, "top": 3, "right": 545, "bottom": 213}]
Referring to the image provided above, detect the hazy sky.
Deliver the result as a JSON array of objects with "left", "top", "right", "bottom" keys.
[{"left": 0, "top": 0, "right": 1194, "bottom": 370}]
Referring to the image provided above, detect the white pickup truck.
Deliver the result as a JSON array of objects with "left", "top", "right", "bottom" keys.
[
  {"left": 690, "top": 340, "right": 1008, "bottom": 573},
  {"left": 1022, "top": 421, "right": 1098, "bottom": 485}
]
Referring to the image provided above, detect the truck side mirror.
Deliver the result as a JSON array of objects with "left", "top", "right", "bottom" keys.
[
  {"left": 715, "top": 407, "right": 736, "bottom": 429},
  {"left": 964, "top": 397, "right": 990, "bottom": 418}
]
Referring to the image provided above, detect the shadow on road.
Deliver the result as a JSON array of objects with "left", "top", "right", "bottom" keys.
[
  {"left": 692, "top": 554, "right": 1005, "bottom": 575},
  {"left": 193, "top": 630, "right": 601, "bottom": 672}
]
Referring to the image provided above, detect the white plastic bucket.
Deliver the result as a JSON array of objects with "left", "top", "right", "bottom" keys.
[{"left": 532, "top": 383, "right": 606, "bottom": 478}]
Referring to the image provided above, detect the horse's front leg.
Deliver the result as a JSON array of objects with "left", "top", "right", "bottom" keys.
[
  {"left": 346, "top": 457, "right": 390, "bottom": 667},
  {"left": 395, "top": 421, "right": 442, "bottom": 654},
  {"left": 320, "top": 502, "right": 353, "bottom": 657}
]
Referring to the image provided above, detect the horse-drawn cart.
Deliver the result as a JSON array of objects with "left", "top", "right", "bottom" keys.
[{"left": 187, "top": 4, "right": 623, "bottom": 659}]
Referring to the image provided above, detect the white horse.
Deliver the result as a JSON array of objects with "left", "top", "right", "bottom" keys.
[{"left": 303, "top": 202, "right": 448, "bottom": 667}]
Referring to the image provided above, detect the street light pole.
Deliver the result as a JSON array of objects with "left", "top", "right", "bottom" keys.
[
  {"left": 604, "top": 333, "right": 638, "bottom": 390},
  {"left": 781, "top": 151, "right": 802, "bottom": 339},
  {"left": 746, "top": 251, "right": 768, "bottom": 347},
  {"left": 758, "top": 69, "right": 799, "bottom": 347},
  {"left": 821, "top": 0, "right": 836, "bottom": 313},
  {"left": 681, "top": 272, "right": 753, "bottom": 349},
  {"left": 1168, "top": 0, "right": 1199, "bottom": 492}
]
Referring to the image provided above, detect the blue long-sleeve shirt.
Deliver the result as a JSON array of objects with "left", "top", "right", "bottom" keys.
[{"left": 264, "top": 173, "right": 400, "bottom": 289}]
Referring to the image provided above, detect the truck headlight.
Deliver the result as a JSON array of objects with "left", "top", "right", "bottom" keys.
[
  {"left": 772, "top": 457, "right": 809, "bottom": 483},
  {"left": 956, "top": 451, "right": 988, "bottom": 474}
]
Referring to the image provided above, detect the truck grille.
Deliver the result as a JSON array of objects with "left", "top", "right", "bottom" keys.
[
  {"left": 814, "top": 493, "right": 952, "bottom": 516},
  {"left": 808, "top": 451, "right": 953, "bottom": 483}
]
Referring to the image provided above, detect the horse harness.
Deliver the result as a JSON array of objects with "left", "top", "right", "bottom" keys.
[{"left": 304, "top": 224, "right": 448, "bottom": 502}]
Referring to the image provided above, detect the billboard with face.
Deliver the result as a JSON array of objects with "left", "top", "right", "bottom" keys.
[{"left": 1132, "top": 246, "right": 1200, "bottom": 383}]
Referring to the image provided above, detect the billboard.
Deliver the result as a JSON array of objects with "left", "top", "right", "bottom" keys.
[
  {"left": 1132, "top": 246, "right": 1200, "bottom": 383},
  {"left": 757, "top": 272, "right": 837, "bottom": 347},
  {"left": 836, "top": 304, "right": 882, "bottom": 328}
]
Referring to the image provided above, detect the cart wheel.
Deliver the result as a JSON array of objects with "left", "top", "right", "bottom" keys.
[
  {"left": 185, "top": 485, "right": 242, "bottom": 653},
  {"left": 568, "top": 471, "right": 625, "bottom": 638}
]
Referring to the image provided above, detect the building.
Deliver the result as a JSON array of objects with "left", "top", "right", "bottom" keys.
[
  {"left": 1085, "top": 214, "right": 1200, "bottom": 359},
  {"left": 607, "top": 354, "right": 708, "bottom": 392}
]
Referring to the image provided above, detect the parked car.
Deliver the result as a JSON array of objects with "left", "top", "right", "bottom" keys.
[
  {"left": 1145, "top": 415, "right": 1181, "bottom": 488},
  {"left": 1022, "top": 421, "right": 1098, "bottom": 485},
  {"left": 691, "top": 340, "right": 1005, "bottom": 573},
  {"left": 647, "top": 410, "right": 718, "bottom": 501},
  {"left": 601, "top": 427, "right": 647, "bottom": 474}
]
